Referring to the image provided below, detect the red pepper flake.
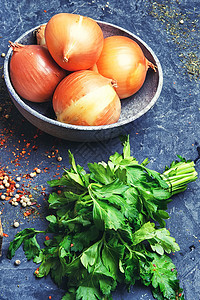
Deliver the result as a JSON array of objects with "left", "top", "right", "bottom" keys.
[
  {"left": 45, "top": 236, "right": 50, "bottom": 241},
  {"left": 153, "top": 264, "right": 156, "bottom": 267},
  {"left": 70, "top": 243, "right": 74, "bottom": 247},
  {"left": 3, "top": 233, "right": 9, "bottom": 237},
  {"left": 153, "top": 269, "right": 156, "bottom": 271},
  {"left": 35, "top": 267, "right": 39, "bottom": 275},
  {"left": 24, "top": 211, "right": 31, "bottom": 217},
  {"left": 44, "top": 10, "right": 47, "bottom": 13},
  {"left": 171, "top": 268, "right": 174, "bottom": 272},
  {"left": 178, "top": 293, "right": 182, "bottom": 297}
]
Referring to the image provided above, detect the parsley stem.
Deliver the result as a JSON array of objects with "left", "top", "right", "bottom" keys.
[
  {"left": 161, "top": 161, "right": 198, "bottom": 195},
  {"left": 117, "top": 232, "right": 133, "bottom": 255}
]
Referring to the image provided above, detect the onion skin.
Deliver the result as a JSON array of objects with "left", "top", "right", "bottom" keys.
[
  {"left": 53, "top": 70, "right": 121, "bottom": 126},
  {"left": 45, "top": 13, "right": 104, "bottom": 71},
  {"left": 96, "top": 36, "right": 156, "bottom": 99},
  {"left": 36, "top": 24, "right": 47, "bottom": 47},
  {"left": 9, "top": 42, "right": 66, "bottom": 102}
]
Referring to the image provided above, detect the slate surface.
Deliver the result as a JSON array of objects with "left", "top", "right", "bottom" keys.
[{"left": 0, "top": 1, "right": 199, "bottom": 300}]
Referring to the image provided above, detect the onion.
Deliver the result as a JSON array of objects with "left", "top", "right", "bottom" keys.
[
  {"left": 45, "top": 13, "right": 104, "bottom": 71},
  {"left": 36, "top": 24, "right": 47, "bottom": 47},
  {"left": 96, "top": 35, "right": 156, "bottom": 99},
  {"left": 9, "top": 42, "right": 66, "bottom": 102},
  {"left": 53, "top": 70, "right": 121, "bottom": 126}
]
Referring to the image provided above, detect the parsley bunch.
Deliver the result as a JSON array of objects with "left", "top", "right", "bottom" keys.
[{"left": 8, "top": 137, "right": 197, "bottom": 300}]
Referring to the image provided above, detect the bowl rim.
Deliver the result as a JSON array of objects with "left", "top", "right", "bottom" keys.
[{"left": 4, "top": 20, "right": 163, "bottom": 132}]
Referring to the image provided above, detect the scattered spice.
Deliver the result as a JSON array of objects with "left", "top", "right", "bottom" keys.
[
  {"left": 13, "top": 221, "right": 20, "bottom": 228},
  {"left": 149, "top": 0, "right": 200, "bottom": 81},
  {"left": 14, "top": 259, "right": 21, "bottom": 265}
]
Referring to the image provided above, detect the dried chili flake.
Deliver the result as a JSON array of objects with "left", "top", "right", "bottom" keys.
[
  {"left": 45, "top": 236, "right": 50, "bottom": 240},
  {"left": 24, "top": 211, "right": 31, "bottom": 217},
  {"left": 3, "top": 233, "right": 9, "bottom": 237}
]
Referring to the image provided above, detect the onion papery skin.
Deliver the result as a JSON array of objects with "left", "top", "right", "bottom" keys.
[
  {"left": 96, "top": 36, "right": 155, "bottom": 99},
  {"left": 53, "top": 70, "right": 121, "bottom": 126},
  {"left": 9, "top": 42, "right": 66, "bottom": 102},
  {"left": 36, "top": 24, "right": 47, "bottom": 47},
  {"left": 45, "top": 13, "right": 104, "bottom": 71}
]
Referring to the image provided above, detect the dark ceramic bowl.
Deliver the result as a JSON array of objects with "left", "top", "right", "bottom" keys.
[{"left": 4, "top": 21, "right": 163, "bottom": 142}]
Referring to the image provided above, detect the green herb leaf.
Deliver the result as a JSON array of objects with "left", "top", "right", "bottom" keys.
[
  {"left": 23, "top": 235, "right": 41, "bottom": 260},
  {"left": 7, "top": 228, "right": 43, "bottom": 259},
  {"left": 149, "top": 227, "right": 180, "bottom": 255},
  {"left": 76, "top": 286, "right": 102, "bottom": 300},
  {"left": 93, "top": 199, "right": 125, "bottom": 230}
]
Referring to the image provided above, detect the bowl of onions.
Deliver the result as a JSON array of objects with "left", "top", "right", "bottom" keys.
[{"left": 4, "top": 13, "right": 163, "bottom": 142}]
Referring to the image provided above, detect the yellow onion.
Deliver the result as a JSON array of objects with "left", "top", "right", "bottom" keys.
[
  {"left": 96, "top": 35, "right": 156, "bottom": 99},
  {"left": 9, "top": 42, "right": 66, "bottom": 102},
  {"left": 53, "top": 70, "right": 121, "bottom": 126},
  {"left": 45, "top": 13, "right": 104, "bottom": 71}
]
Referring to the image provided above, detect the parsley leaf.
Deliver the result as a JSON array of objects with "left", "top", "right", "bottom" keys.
[{"left": 7, "top": 228, "right": 43, "bottom": 260}]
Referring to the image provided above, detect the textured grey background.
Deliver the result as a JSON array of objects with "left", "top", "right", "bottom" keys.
[{"left": 0, "top": 0, "right": 199, "bottom": 299}]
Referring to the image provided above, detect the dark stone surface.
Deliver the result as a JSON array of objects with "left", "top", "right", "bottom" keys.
[{"left": 0, "top": 0, "right": 199, "bottom": 299}]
